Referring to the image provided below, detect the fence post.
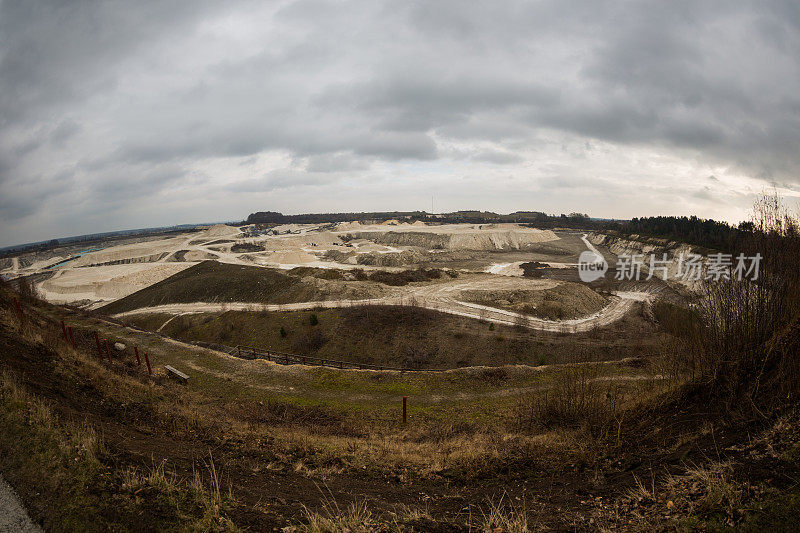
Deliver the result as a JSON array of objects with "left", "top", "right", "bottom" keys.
[
  {"left": 134, "top": 346, "right": 141, "bottom": 365},
  {"left": 144, "top": 351, "right": 152, "bottom": 375},
  {"left": 61, "top": 320, "right": 67, "bottom": 341},
  {"left": 13, "top": 298, "right": 24, "bottom": 323},
  {"left": 94, "top": 332, "right": 102, "bottom": 357},
  {"left": 104, "top": 339, "right": 112, "bottom": 363},
  {"left": 68, "top": 326, "right": 75, "bottom": 349},
  {"left": 402, "top": 396, "right": 407, "bottom": 424}
]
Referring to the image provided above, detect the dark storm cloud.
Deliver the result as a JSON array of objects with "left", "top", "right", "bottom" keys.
[{"left": 1, "top": 0, "right": 799, "bottom": 245}]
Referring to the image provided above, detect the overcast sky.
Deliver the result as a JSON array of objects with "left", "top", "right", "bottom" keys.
[{"left": 1, "top": 1, "right": 799, "bottom": 246}]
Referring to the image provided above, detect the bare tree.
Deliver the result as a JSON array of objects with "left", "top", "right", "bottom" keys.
[{"left": 693, "top": 191, "right": 800, "bottom": 409}]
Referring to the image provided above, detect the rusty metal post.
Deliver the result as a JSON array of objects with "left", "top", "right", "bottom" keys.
[
  {"left": 94, "top": 332, "right": 102, "bottom": 357},
  {"left": 144, "top": 351, "right": 152, "bottom": 375},
  {"left": 237, "top": 346, "right": 241, "bottom": 358},
  {"left": 402, "top": 396, "right": 407, "bottom": 424},
  {"left": 68, "top": 326, "right": 75, "bottom": 349},
  {"left": 134, "top": 346, "right": 141, "bottom": 365},
  {"left": 61, "top": 320, "right": 67, "bottom": 341},
  {"left": 104, "top": 339, "right": 112, "bottom": 363}
]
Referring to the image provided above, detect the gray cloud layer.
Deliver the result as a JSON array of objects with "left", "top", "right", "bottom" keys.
[{"left": 1, "top": 0, "right": 799, "bottom": 246}]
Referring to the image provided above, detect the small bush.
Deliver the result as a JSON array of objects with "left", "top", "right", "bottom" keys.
[
  {"left": 292, "top": 329, "right": 328, "bottom": 354},
  {"left": 15, "top": 275, "right": 38, "bottom": 302},
  {"left": 402, "top": 345, "right": 436, "bottom": 369},
  {"left": 652, "top": 301, "right": 701, "bottom": 338},
  {"left": 230, "top": 242, "right": 265, "bottom": 253},
  {"left": 366, "top": 268, "right": 443, "bottom": 286},
  {"left": 515, "top": 366, "right": 623, "bottom": 434},
  {"left": 309, "top": 313, "right": 319, "bottom": 326}
]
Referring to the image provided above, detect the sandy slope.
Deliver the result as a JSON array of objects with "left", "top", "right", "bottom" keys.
[{"left": 38, "top": 263, "right": 193, "bottom": 304}]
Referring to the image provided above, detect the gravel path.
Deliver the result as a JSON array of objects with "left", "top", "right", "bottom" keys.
[
  {"left": 112, "top": 289, "right": 650, "bottom": 332},
  {"left": 0, "top": 474, "right": 41, "bottom": 533}
]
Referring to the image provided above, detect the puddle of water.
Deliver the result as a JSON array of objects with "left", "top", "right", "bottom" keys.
[{"left": 46, "top": 248, "right": 104, "bottom": 269}]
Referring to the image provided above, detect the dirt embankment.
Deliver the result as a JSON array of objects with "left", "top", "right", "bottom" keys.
[
  {"left": 80, "top": 252, "right": 171, "bottom": 267},
  {"left": 355, "top": 227, "right": 558, "bottom": 251},
  {"left": 460, "top": 282, "right": 608, "bottom": 320},
  {"left": 587, "top": 232, "right": 698, "bottom": 282},
  {"left": 166, "top": 250, "right": 218, "bottom": 262}
]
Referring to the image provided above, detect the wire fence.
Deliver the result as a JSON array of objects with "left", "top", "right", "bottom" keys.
[{"left": 200, "top": 341, "right": 448, "bottom": 372}]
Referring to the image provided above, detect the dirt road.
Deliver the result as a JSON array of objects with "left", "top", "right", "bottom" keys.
[
  {"left": 112, "top": 287, "right": 650, "bottom": 332},
  {"left": 581, "top": 233, "right": 603, "bottom": 258}
]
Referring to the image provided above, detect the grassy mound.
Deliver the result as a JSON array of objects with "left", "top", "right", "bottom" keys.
[
  {"left": 461, "top": 282, "right": 607, "bottom": 320},
  {"left": 99, "top": 260, "right": 303, "bottom": 314},
  {"left": 132, "top": 303, "right": 661, "bottom": 369}
]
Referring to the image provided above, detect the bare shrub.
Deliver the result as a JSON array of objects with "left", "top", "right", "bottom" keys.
[
  {"left": 365, "top": 268, "right": 443, "bottom": 286},
  {"left": 411, "top": 420, "right": 477, "bottom": 443},
  {"left": 513, "top": 313, "right": 530, "bottom": 330},
  {"left": 402, "top": 344, "right": 436, "bottom": 369},
  {"left": 536, "top": 300, "right": 565, "bottom": 320},
  {"left": 217, "top": 322, "right": 235, "bottom": 342},
  {"left": 292, "top": 329, "right": 328, "bottom": 354},
  {"left": 15, "top": 275, "right": 38, "bottom": 302},
  {"left": 478, "top": 494, "right": 530, "bottom": 533},
  {"left": 341, "top": 304, "right": 436, "bottom": 330},
  {"left": 515, "top": 366, "right": 624, "bottom": 435},
  {"left": 237, "top": 400, "right": 353, "bottom": 434}
]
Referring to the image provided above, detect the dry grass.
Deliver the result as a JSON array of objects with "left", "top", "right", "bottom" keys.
[
  {"left": 609, "top": 462, "right": 759, "bottom": 530},
  {"left": 478, "top": 493, "right": 531, "bottom": 532},
  {"left": 293, "top": 497, "right": 377, "bottom": 533},
  {"left": 121, "top": 454, "right": 238, "bottom": 531}
]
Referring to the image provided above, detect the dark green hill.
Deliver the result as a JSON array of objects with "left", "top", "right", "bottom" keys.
[{"left": 99, "top": 261, "right": 302, "bottom": 314}]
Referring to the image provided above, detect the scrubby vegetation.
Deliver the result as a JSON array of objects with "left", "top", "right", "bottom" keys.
[{"left": 230, "top": 242, "right": 265, "bottom": 252}]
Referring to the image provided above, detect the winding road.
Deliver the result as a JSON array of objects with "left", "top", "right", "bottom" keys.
[{"left": 114, "top": 289, "right": 650, "bottom": 333}]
